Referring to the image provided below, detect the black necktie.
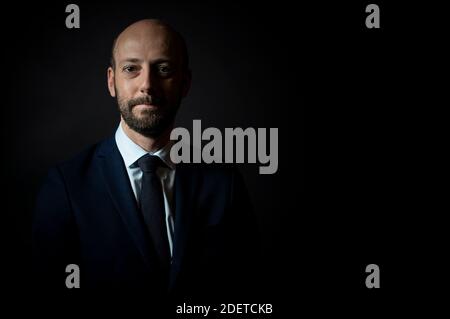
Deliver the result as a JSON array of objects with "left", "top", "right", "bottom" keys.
[{"left": 137, "top": 154, "right": 171, "bottom": 270}]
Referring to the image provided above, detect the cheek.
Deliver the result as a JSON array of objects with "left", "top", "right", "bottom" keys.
[
  {"left": 116, "top": 77, "right": 137, "bottom": 97},
  {"left": 162, "top": 79, "right": 183, "bottom": 98}
]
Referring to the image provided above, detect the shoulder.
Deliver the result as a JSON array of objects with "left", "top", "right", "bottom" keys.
[
  {"left": 177, "top": 162, "right": 241, "bottom": 180},
  {"left": 42, "top": 137, "right": 115, "bottom": 185},
  {"left": 176, "top": 163, "right": 247, "bottom": 197},
  {"left": 57, "top": 137, "right": 114, "bottom": 172}
]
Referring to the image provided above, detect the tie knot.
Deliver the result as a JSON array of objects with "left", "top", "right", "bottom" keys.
[{"left": 137, "top": 154, "right": 165, "bottom": 173}]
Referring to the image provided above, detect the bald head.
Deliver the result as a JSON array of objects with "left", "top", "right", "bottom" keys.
[{"left": 110, "top": 19, "right": 188, "bottom": 71}]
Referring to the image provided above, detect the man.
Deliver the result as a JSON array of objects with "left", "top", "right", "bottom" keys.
[{"left": 32, "top": 19, "right": 260, "bottom": 300}]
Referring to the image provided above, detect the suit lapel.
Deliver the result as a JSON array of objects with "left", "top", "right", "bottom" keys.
[
  {"left": 169, "top": 164, "right": 202, "bottom": 291},
  {"left": 97, "top": 138, "right": 155, "bottom": 270},
  {"left": 97, "top": 138, "right": 201, "bottom": 289}
]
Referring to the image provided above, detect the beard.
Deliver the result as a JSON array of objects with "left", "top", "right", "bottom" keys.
[{"left": 116, "top": 88, "right": 180, "bottom": 138}]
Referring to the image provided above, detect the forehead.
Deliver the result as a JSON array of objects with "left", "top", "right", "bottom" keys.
[{"left": 115, "top": 28, "right": 181, "bottom": 63}]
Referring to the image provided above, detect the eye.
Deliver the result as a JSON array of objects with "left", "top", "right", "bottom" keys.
[
  {"left": 123, "top": 65, "right": 139, "bottom": 73},
  {"left": 157, "top": 64, "right": 172, "bottom": 76}
]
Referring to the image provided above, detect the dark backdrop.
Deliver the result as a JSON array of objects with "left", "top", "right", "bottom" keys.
[
  {"left": 3, "top": 0, "right": 305, "bottom": 311},
  {"left": 3, "top": 0, "right": 441, "bottom": 316}
]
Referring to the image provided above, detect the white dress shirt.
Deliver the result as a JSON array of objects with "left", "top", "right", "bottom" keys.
[{"left": 115, "top": 123, "right": 176, "bottom": 257}]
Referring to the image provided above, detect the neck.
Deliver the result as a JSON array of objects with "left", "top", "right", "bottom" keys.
[{"left": 120, "top": 120, "right": 171, "bottom": 153}]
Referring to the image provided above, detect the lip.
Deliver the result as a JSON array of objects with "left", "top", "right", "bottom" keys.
[{"left": 134, "top": 103, "right": 158, "bottom": 109}]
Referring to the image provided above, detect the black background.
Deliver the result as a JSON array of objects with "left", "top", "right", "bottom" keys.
[{"left": 1, "top": 0, "right": 445, "bottom": 316}]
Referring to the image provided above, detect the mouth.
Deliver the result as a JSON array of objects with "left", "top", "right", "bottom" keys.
[{"left": 134, "top": 103, "right": 159, "bottom": 109}]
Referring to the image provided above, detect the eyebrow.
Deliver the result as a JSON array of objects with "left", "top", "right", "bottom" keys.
[
  {"left": 119, "top": 58, "right": 173, "bottom": 65},
  {"left": 119, "top": 58, "right": 143, "bottom": 65}
]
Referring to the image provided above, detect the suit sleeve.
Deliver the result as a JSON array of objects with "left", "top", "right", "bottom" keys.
[{"left": 32, "top": 167, "right": 79, "bottom": 290}]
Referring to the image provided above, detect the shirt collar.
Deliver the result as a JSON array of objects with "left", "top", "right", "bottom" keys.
[{"left": 115, "top": 123, "right": 175, "bottom": 170}]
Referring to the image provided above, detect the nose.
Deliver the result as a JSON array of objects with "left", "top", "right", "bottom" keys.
[{"left": 139, "top": 66, "right": 155, "bottom": 95}]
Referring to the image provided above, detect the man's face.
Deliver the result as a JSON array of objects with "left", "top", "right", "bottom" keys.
[{"left": 107, "top": 23, "right": 190, "bottom": 138}]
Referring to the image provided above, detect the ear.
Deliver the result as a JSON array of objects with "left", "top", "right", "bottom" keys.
[
  {"left": 181, "top": 69, "right": 192, "bottom": 98},
  {"left": 107, "top": 67, "right": 116, "bottom": 97}
]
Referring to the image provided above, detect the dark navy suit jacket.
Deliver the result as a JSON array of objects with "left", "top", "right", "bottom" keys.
[{"left": 32, "top": 136, "right": 260, "bottom": 300}]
